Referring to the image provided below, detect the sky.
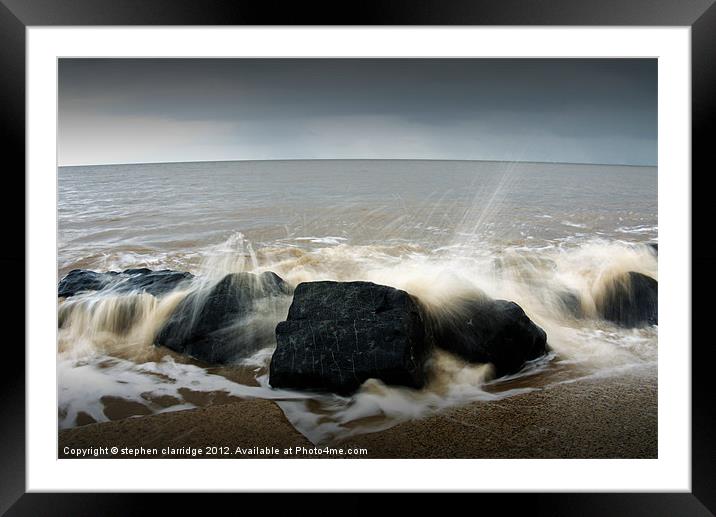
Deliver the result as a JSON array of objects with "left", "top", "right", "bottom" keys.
[{"left": 58, "top": 58, "right": 657, "bottom": 166}]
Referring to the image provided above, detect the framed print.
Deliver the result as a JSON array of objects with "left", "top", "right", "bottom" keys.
[{"left": 2, "top": 0, "right": 714, "bottom": 514}]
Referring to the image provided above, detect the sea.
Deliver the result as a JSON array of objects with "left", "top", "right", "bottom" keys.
[{"left": 57, "top": 159, "right": 658, "bottom": 443}]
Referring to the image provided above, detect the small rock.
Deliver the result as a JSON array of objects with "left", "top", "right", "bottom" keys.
[
  {"left": 431, "top": 296, "right": 548, "bottom": 377},
  {"left": 58, "top": 268, "right": 193, "bottom": 298},
  {"left": 155, "top": 271, "right": 291, "bottom": 363},
  {"left": 595, "top": 271, "right": 657, "bottom": 327}
]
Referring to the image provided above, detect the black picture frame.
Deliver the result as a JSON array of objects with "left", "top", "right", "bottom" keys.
[{"left": 2, "top": 0, "right": 713, "bottom": 514}]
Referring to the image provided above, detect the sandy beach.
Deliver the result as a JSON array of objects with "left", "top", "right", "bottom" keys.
[{"left": 59, "top": 371, "right": 657, "bottom": 459}]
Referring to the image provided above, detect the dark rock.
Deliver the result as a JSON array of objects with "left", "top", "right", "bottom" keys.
[
  {"left": 155, "top": 271, "right": 291, "bottom": 364},
  {"left": 556, "top": 290, "right": 584, "bottom": 318},
  {"left": 596, "top": 271, "right": 657, "bottom": 327},
  {"left": 647, "top": 243, "right": 658, "bottom": 255},
  {"left": 269, "top": 281, "right": 433, "bottom": 394},
  {"left": 58, "top": 268, "right": 193, "bottom": 298},
  {"left": 122, "top": 268, "right": 153, "bottom": 275},
  {"left": 432, "top": 296, "right": 548, "bottom": 377},
  {"left": 58, "top": 269, "right": 119, "bottom": 297},
  {"left": 115, "top": 269, "right": 194, "bottom": 296}
]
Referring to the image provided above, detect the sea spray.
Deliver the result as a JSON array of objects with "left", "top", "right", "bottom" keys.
[{"left": 57, "top": 233, "right": 658, "bottom": 441}]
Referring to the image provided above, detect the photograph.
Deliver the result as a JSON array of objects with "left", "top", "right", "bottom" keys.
[{"left": 56, "top": 57, "right": 658, "bottom": 459}]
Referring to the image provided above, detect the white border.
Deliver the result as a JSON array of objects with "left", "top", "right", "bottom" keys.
[{"left": 27, "top": 27, "right": 691, "bottom": 492}]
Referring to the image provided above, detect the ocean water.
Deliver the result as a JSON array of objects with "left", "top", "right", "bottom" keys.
[{"left": 57, "top": 159, "right": 658, "bottom": 443}]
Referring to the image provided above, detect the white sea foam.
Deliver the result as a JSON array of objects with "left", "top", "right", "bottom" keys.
[
  {"left": 57, "top": 353, "right": 314, "bottom": 430},
  {"left": 561, "top": 221, "right": 587, "bottom": 228},
  {"left": 294, "top": 236, "right": 348, "bottom": 243},
  {"left": 616, "top": 225, "right": 659, "bottom": 234},
  {"left": 57, "top": 232, "right": 658, "bottom": 443}
]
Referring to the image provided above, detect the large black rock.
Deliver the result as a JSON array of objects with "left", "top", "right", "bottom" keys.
[
  {"left": 269, "top": 281, "right": 433, "bottom": 394},
  {"left": 155, "top": 271, "right": 291, "bottom": 363},
  {"left": 58, "top": 268, "right": 193, "bottom": 298},
  {"left": 596, "top": 271, "right": 657, "bottom": 327},
  {"left": 432, "top": 296, "right": 548, "bottom": 377}
]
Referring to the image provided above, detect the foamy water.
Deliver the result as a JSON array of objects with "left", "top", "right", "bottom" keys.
[{"left": 58, "top": 160, "right": 657, "bottom": 443}]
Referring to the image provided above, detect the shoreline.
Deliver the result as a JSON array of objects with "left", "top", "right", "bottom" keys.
[
  {"left": 58, "top": 158, "right": 658, "bottom": 169},
  {"left": 59, "top": 371, "right": 657, "bottom": 459}
]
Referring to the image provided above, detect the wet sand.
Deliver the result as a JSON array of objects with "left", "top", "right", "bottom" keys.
[{"left": 59, "top": 373, "right": 657, "bottom": 459}]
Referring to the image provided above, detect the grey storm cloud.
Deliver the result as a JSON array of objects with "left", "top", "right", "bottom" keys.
[{"left": 58, "top": 58, "right": 657, "bottom": 166}]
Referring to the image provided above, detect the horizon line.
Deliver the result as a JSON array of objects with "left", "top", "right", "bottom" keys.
[{"left": 58, "top": 157, "right": 658, "bottom": 168}]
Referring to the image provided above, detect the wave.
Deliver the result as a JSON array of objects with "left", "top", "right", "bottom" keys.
[{"left": 57, "top": 232, "right": 658, "bottom": 442}]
